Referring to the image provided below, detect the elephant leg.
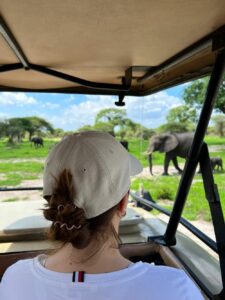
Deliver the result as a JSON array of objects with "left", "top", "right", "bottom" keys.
[
  {"left": 172, "top": 157, "right": 182, "bottom": 173},
  {"left": 162, "top": 154, "right": 170, "bottom": 176}
]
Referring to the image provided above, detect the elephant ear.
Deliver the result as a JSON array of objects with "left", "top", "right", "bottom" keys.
[{"left": 160, "top": 134, "right": 179, "bottom": 153}]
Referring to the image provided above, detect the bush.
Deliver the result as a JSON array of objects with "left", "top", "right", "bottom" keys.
[{"left": 155, "top": 186, "right": 174, "bottom": 200}]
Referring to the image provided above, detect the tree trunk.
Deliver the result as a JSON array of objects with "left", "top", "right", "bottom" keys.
[{"left": 148, "top": 154, "right": 153, "bottom": 175}]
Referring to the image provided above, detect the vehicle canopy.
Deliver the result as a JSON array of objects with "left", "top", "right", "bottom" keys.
[{"left": 0, "top": 0, "right": 225, "bottom": 96}]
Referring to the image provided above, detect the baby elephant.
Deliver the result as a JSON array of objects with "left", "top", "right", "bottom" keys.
[{"left": 210, "top": 157, "right": 223, "bottom": 171}]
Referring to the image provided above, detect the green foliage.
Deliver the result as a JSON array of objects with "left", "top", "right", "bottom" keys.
[
  {"left": 183, "top": 76, "right": 225, "bottom": 114},
  {"left": 95, "top": 108, "right": 126, "bottom": 124},
  {"left": 93, "top": 122, "right": 114, "bottom": 133},
  {"left": 78, "top": 108, "right": 154, "bottom": 139},
  {"left": 24, "top": 116, "right": 54, "bottom": 139},
  {"left": 49, "top": 128, "right": 64, "bottom": 138},
  {"left": 155, "top": 186, "right": 174, "bottom": 200},
  {"left": 166, "top": 105, "right": 197, "bottom": 124},
  {"left": 211, "top": 115, "right": 225, "bottom": 137},
  {"left": 157, "top": 122, "right": 190, "bottom": 133},
  {"left": 78, "top": 125, "right": 94, "bottom": 132},
  {"left": 0, "top": 116, "right": 54, "bottom": 143},
  {"left": 95, "top": 108, "right": 126, "bottom": 135},
  {"left": 158, "top": 104, "right": 197, "bottom": 134}
]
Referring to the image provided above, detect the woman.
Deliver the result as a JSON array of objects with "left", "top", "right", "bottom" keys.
[{"left": 0, "top": 131, "right": 203, "bottom": 299}]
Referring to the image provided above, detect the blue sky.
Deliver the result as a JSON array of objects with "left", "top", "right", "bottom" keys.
[{"left": 0, "top": 84, "right": 187, "bottom": 131}]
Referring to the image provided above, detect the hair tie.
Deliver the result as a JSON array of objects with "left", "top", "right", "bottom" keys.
[
  {"left": 60, "top": 223, "right": 81, "bottom": 230},
  {"left": 53, "top": 221, "right": 81, "bottom": 230}
]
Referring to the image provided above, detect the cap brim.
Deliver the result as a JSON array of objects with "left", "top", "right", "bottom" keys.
[{"left": 129, "top": 154, "right": 143, "bottom": 176}]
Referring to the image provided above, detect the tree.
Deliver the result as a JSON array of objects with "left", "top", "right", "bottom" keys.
[
  {"left": 183, "top": 76, "right": 225, "bottom": 114},
  {"left": 78, "top": 125, "right": 94, "bottom": 132},
  {"left": 4, "top": 118, "right": 26, "bottom": 144},
  {"left": 157, "top": 122, "right": 190, "bottom": 133},
  {"left": 0, "top": 120, "right": 7, "bottom": 139},
  {"left": 0, "top": 116, "right": 54, "bottom": 144},
  {"left": 212, "top": 115, "right": 225, "bottom": 137},
  {"left": 159, "top": 105, "right": 197, "bottom": 134},
  {"left": 95, "top": 108, "right": 126, "bottom": 135},
  {"left": 52, "top": 128, "right": 65, "bottom": 138},
  {"left": 23, "top": 117, "right": 54, "bottom": 140},
  {"left": 166, "top": 105, "right": 197, "bottom": 124}
]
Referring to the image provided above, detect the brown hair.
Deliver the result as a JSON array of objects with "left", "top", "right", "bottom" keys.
[{"left": 43, "top": 169, "right": 120, "bottom": 250}]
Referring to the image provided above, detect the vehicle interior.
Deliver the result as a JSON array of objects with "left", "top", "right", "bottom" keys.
[{"left": 0, "top": 1, "right": 225, "bottom": 299}]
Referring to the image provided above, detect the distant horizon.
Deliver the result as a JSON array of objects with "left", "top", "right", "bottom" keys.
[{"left": 0, "top": 84, "right": 188, "bottom": 131}]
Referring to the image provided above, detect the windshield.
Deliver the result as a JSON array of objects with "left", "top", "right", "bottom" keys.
[{"left": 0, "top": 80, "right": 224, "bottom": 251}]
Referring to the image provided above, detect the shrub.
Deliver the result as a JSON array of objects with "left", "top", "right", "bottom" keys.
[{"left": 155, "top": 186, "right": 174, "bottom": 200}]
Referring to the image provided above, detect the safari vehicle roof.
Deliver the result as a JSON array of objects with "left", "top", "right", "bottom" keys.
[{"left": 1, "top": 0, "right": 225, "bottom": 96}]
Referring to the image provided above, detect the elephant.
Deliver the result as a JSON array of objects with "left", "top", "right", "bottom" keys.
[
  {"left": 147, "top": 132, "right": 194, "bottom": 175},
  {"left": 210, "top": 157, "right": 223, "bottom": 171},
  {"left": 31, "top": 137, "right": 44, "bottom": 148}
]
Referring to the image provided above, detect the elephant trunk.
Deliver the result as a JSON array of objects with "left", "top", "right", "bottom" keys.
[{"left": 148, "top": 153, "right": 153, "bottom": 175}]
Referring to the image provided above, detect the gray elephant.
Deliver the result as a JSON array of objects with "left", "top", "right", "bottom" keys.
[
  {"left": 147, "top": 132, "right": 194, "bottom": 175},
  {"left": 210, "top": 157, "right": 223, "bottom": 171},
  {"left": 31, "top": 137, "right": 44, "bottom": 148}
]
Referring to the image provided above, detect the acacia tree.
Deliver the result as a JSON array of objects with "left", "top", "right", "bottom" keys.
[
  {"left": 183, "top": 76, "right": 225, "bottom": 113},
  {"left": 212, "top": 115, "right": 225, "bottom": 137},
  {"left": 159, "top": 105, "right": 197, "bottom": 133},
  {"left": 0, "top": 117, "right": 54, "bottom": 144},
  {"left": 166, "top": 105, "right": 197, "bottom": 124},
  {"left": 4, "top": 118, "right": 27, "bottom": 143},
  {"left": 23, "top": 116, "right": 54, "bottom": 140},
  {"left": 95, "top": 108, "right": 126, "bottom": 135}
]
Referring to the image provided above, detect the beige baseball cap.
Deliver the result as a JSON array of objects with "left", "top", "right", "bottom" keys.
[{"left": 43, "top": 131, "right": 143, "bottom": 218}]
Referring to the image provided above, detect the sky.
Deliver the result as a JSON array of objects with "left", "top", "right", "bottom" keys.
[{"left": 0, "top": 84, "right": 188, "bottom": 131}]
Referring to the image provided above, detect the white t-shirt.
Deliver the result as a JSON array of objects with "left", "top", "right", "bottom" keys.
[{"left": 0, "top": 256, "right": 203, "bottom": 300}]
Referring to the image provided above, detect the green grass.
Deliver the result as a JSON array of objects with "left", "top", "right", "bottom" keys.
[
  {"left": 0, "top": 162, "right": 43, "bottom": 173},
  {"left": 0, "top": 173, "right": 39, "bottom": 187},
  {"left": 0, "top": 139, "right": 58, "bottom": 159},
  {"left": 0, "top": 161, "right": 43, "bottom": 187},
  {"left": 204, "top": 135, "right": 225, "bottom": 145},
  {"left": 0, "top": 136, "right": 225, "bottom": 221},
  {"left": 131, "top": 172, "right": 225, "bottom": 221}
]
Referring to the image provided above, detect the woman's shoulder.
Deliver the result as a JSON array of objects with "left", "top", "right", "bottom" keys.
[
  {"left": 139, "top": 262, "right": 203, "bottom": 299},
  {"left": 1, "top": 258, "right": 33, "bottom": 282}
]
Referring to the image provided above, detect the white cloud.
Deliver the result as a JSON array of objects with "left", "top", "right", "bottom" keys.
[
  {"left": 0, "top": 91, "right": 182, "bottom": 130},
  {"left": 53, "top": 96, "right": 116, "bottom": 130},
  {"left": 124, "top": 91, "right": 182, "bottom": 128},
  {"left": 48, "top": 91, "right": 182, "bottom": 130},
  {"left": 41, "top": 102, "right": 60, "bottom": 109},
  {"left": 0, "top": 92, "right": 37, "bottom": 106}
]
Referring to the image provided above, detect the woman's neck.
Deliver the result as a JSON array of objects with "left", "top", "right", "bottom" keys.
[{"left": 44, "top": 241, "right": 131, "bottom": 274}]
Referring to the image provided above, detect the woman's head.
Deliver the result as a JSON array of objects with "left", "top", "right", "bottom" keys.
[{"left": 43, "top": 131, "right": 142, "bottom": 249}]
